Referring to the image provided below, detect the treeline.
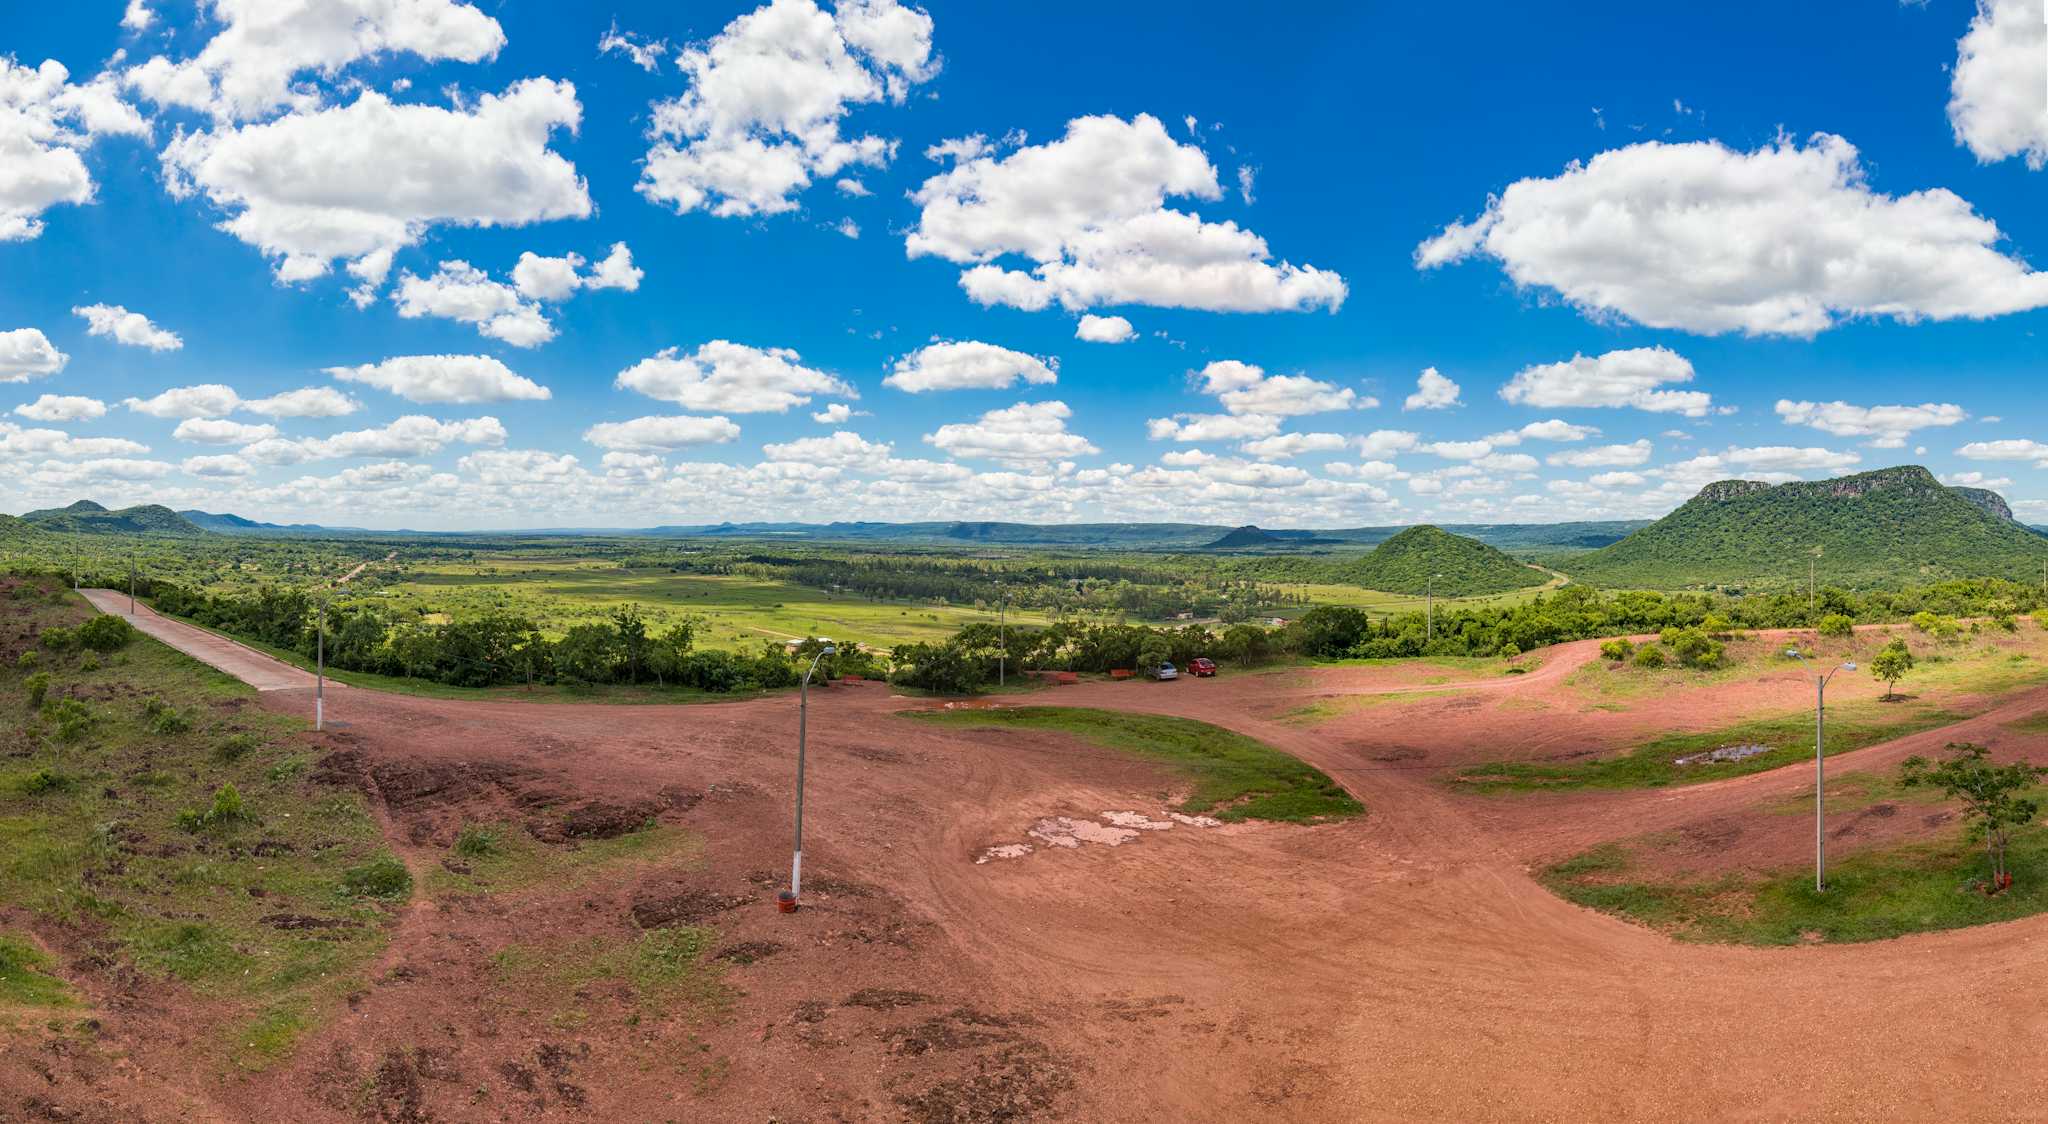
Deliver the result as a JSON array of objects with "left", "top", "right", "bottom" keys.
[
  {"left": 133, "top": 579, "right": 867, "bottom": 693},
  {"left": 888, "top": 577, "right": 2048, "bottom": 690}
]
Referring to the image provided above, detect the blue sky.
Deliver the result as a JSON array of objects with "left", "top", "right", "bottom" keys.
[{"left": 2, "top": 0, "right": 2044, "bottom": 529}]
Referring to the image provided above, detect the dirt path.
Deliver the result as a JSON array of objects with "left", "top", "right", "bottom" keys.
[
  {"left": 78, "top": 588, "right": 320, "bottom": 692},
  {"left": 65, "top": 598, "right": 2048, "bottom": 1120}
]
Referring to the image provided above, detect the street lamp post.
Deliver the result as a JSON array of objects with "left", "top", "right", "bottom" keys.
[
  {"left": 1426, "top": 573, "right": 1442, "bottom": 643},
  {"left": 315, "top": 588, "right": 328, "bottom": 732},
  {"left": 1787, "top": 649, "right": 1856, "bottom": 892},
  {"left": 128, "top": 560, "right": 136, "bottom": 616},
  {"left": 785, "top": 643, "right": 836, "bottom": 910}
]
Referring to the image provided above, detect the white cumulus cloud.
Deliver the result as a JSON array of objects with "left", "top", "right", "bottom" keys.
[
  {"left": 616, "top": 341, "right": 853, "bottom": 413},
  {"left": 637, "top": 0, "right": 936, "bottom": 219},
  {"left": 0, "top": 328, "right": 70, "bottom": 383},
  {"left": 14, "top": 394, "right": 106, "bottom": 423},
  {"left": 0, "top": 59, "right": 149, "bottom": 242},
  {"left": 1075, "top": 314, "right": 1135, "bottom": 343},
  {"left": 327, "top": 355, "right": 551, "bottom": 404},
  {"left": 1402, "top": 367, "right": 1460, "bottom": 411},
  {"left": 583, "top": 415, "right": 742, "bottom": 451},
  {"left": 73, "top": 303, "right": 182, "bottom": 351},
  {"left": 884, "top": 340, "right": 1058, "bottom": 393},
  {"left": 1418, "top": 133, "right": 2048, "bottom": 336},
  {"left": 1950, "top": 0, "right": 2047, "bottom": 169},
  {"left": 908, "top": 113, "right": 1346, "bottom": 313},
  {"left": 1774, "top": 400, "right": 1968, "bottom": 449},
  {"left": 123, "top": 384, "right": 242, "bottom": 418},
  {"left": 173, "top": 417, "right": 277, "bottom": 445},
  {"left": 925, "top": 400, "right": 1097, "bottom": 464},
  {"left": 1500, "top": 347, "right": 1712, "bottom": 416}
]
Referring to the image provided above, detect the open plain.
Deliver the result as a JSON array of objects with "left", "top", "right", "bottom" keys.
[{"left": 8, "top": 587, "right": 2048, "bottom": 1121}]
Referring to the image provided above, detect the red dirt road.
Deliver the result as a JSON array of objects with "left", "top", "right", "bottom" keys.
[{"left": 46, "top": 601, "right": 2048, "bottom": 1120}]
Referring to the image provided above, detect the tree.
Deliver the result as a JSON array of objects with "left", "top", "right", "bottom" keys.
[
  {"left": 1869, "top": 638, "right": 1914, "bottom": 701},
  {"left": 1899, "top": 743, "right": 2048, "bottom": 890},
  {"left": 1816, "top": 613, "right": 1854, "bottom": 638}
]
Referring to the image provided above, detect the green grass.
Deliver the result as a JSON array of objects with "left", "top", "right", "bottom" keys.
[
  {"left": 379, "top": 562, "right": 1054, "bottom": 653},
  {"left": 1281, "top": 689, "right": 1456, "bottom": 724},
  {"left": 489, "top": 926, "right": 728, "bottom": 1027},
  {"left": 0, "top": 577, "right": 394, "bottom": 1068},
  {"left": 2006, "top": 712, "right": 2048, "bottom": 736},
  {"left": 0, "top": 933, "right": 77, "bottom": 1008},
  {"left": 1453, "top": 701, "right": 1968, "bottom": 792},
  {"left": 1542, "top": 826, "right": 2048, "bottom": 944},
  {"left": 907, "top": 706, "right": 1361, "bottom": 822},
  {"left": 426, "top": 821, "right": 703, "bottom": 899}
]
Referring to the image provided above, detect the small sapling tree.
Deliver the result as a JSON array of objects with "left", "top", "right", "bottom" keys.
[
  {"left": 1869, "top": 638, "right": 1914, "bottom": 702},
  {"left": 1899, "top": 743, "right": 2048, "bottom": 892}
]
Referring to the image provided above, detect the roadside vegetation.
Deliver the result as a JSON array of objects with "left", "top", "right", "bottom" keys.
[
  {"left": 908, "top": 707, "right": 1360, "bottom": 822},
  {"left": 0, "top": 576, "right": 394, "bottom": 1067},
  {"left": 1544, "top": 744, "right": 2048, "bottom": 944}
]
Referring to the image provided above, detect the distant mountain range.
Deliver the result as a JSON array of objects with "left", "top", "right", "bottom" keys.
[
  {"left": 12, "top": 467, "right": 2047, "bottom": 596},
  {"left": 1564, "top": 465, "right": 2048, "bottom": 589}
]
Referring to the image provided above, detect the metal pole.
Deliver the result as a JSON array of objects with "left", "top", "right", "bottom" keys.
[
  {"left": 315, "top": 590, "right": 327, "bottom": 732},
  {"left": 1426, "top": 575, "right": 1435, "bottom": 642},
  {"left": 1809, "top": 557, "right": 1816, "bottom": 616},
  {"left": 788, "top": 645, "right": 832, "bottom": 906},
  {"left": 128, "top": 562, "right": 136, "bottom": 616},
  {"left": 792, "top": 665, "right": 807, "bottom": 899},
  {"left": 1815, "top": 673, "right": 1825, "bottom": 892},
  {"left": 998, "top": 582, "right": 1007, "bottom": 688}
]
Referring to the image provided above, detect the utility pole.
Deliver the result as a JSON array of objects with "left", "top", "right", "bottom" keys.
[
  {"left": 998, "top": 581, "right": 1007, "bottom": 688},
  {"left": 1787, "top": 649, "right": 1856, "bottom": 892},
  {"left": 783, "top": 644, "right": 836, "bottom": 912},
  {"left": 315, "top": 588, "right": 327, "bottom": 732},
  {"left": 128, "top": 560, "right": 136, "bottom": 616},
  {"left": 1426, "top": 573, "right": 1441, "bottom": 643}
]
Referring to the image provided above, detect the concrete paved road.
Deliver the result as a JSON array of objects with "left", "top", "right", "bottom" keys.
[{"left": 78, "top": 588, "right": 322, "bottom": 693}]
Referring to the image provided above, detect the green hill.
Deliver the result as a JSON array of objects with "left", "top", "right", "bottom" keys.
[
  {"left": 21, "top": 501, "right": 206, "bottom": 536},
  {"left": 1566, "top": 466, "right": 2048, "bottom": 590},
  {"left": 1333, "top": 525, "right": 1549, "bottom": 596}
]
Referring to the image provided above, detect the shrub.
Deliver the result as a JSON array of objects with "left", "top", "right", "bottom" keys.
[
  {"left": 1815, "top": 613, "right": 1854, "bottom": 638},
  {"left": 15, "top": 650, "right": 38, "bottom": 672},
  {"left": 26, "top": 672, "right": 49, "bottom": 710},
  {"left": 453, "top": 825, "right": 500, "bottom": 858},
  {"left": 341, "top": 855, "right": 412, "bottom": 899},
  {"left": 1599, "top": 638, "right": 1634, "bottom": 662},
  {"left": 1632, "top": 644, "right": 1668, "bottom": 669},
  {"left": 75, "top": 614, "right": 135, "bottom": 653},
  {"left": 1659, "top": 627, "right": 1726, "bottom": 670},
  {"left": 147, "top": 707, "right": 193, "bottom": 736},
  {"left": 1910, "top": 611, "right": 1940, "bottom": 633},
  {"left": 79, "top": 654, "right": 100, "bottom": 672},
  {"left": 265, "top": 757, "right": 307, "bottom": 782},
  {"left": 46, "top": 698, "right": 96, "bottom": 742},
  {"left": 18, "top": 768, "right": 73, "bottom": 795},
  {"left": 176, "top": 784, "right": 247, "bottom": 832},
  {"left": 37, "top": 626, "right": 75, "bottom": 652},
  {"left": 214, "top": 733, "right": 259, "bottom": 762}
]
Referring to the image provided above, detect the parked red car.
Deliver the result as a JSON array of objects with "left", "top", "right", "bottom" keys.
[{"left": 1189, "top": 658, "right": 1217, "bottom": 677}]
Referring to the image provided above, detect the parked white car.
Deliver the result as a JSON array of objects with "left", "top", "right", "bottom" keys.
[{"left": 1154, "top": 662, "right": 1179, "bottom": 681}]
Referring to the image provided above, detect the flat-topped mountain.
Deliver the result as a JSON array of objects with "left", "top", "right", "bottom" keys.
[{"left": 1567, "top": 466, "right": 2047, "bottom": 589}]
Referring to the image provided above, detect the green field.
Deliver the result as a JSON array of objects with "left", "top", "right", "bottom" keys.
[{"left": 369, "top": 559, "right": 1058, "bottom": 652}]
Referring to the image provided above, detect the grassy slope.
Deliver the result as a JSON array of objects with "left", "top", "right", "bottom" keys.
[
  {"left": 1332, "top": 525, "right": 1549, "bottom": 597},
  {"left": 1543, "top": 825, "right": 2048, "bottom": 945},
  {"left": 0, "top": 578, "right": 393, "bottom": 1067},
  {"left": 1568, "top": 466, "right": 2048, "bottom": 590},
  {"left": 908, "top": 706, "right": 1360, "bottom": 822}
]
